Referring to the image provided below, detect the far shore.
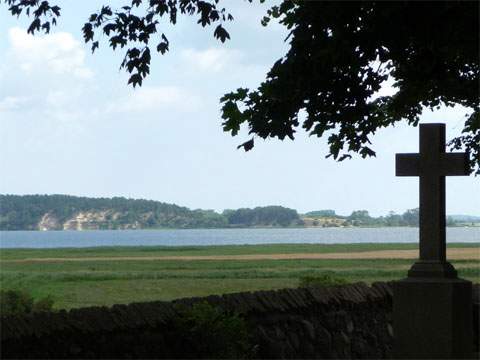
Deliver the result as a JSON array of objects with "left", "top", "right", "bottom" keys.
[{"left": 2, "top": 223, "right": 480, "bottom": 232}]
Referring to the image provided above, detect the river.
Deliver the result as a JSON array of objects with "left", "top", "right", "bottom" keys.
[{"left": 0, "top": 227, "right": 479, "bottom": 248}]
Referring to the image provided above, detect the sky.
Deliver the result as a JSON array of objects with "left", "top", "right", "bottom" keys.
[{"left": 0, "top": 1, "right": 479, "bottom": 217}]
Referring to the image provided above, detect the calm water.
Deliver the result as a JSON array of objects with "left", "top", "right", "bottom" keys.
[{"left": 0, "top": 227, "right": 478, "bottom": 248}]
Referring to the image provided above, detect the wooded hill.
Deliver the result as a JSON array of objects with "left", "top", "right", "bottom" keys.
[
  {"left": 303, "top": 209, "right": 421, "bottom": 227},
  {"left": 1, "top": 195, "right": 476, "bottom": 231},
  {"left": 0, "top": 195, "right": 300, "bottom": 230}
]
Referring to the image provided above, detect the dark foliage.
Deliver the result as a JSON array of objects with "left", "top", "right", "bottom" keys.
[
  {"left": 221, "top": 1, "right": 479, "bottom": 174},
  {"left": 4, "top": 0, "right": 60, "bottom": 34},
  {"left": 3, "top": 1, "right": 479, "bottom": 173},
  {"left": 0, "top": 290, "right": 54, "bottom": 316},
  {"left": 223, "top": 205, "right": 299, "bottom": 227},
  {"left": 172, "top": 302, "right": 252, "bottom": 358}
]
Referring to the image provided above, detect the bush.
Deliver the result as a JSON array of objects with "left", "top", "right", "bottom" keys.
[
  {"left": 0, "top": 290, "right": 54, "bottom": 316},
  {"left": 33, "top": 295, "right": 55, "bottom": 312},
  {"left": 173, "top": 301, "right": 253, "bottom": 358},
  {"left": 298, "top": 273, "right": 349, "bottom": 288}
]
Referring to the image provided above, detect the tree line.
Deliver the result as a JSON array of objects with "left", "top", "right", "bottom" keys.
[
  {"left": 0, "top": 195, "right": 300, "bottom": 230},
  {"left": 1, "top": 195, "right": 471, "bottom": 230},
  {"left": 305, "top": 208, "right": 467, "bottom": 227}
]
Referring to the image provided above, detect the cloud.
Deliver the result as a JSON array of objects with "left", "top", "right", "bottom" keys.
[
  {"left": 1, "top": 28, "right": 98, "bottom": 139},
  {"left": 46, "top": 90, "right": 72, "bottom": 108},
  {"left": 227, "top": 0, "right": 286, "bottom": 33},
  {"left": 106, "top": 86, "right": 201, "bottom": 113},
  {"left": 7, "top": 27, "right": 93, "bottom": 79},
  {"left": 0, "top": 96, "right": 30, "bottom": 112},
  {"left": 180, "top": 47, "right": 244, "bottom": 73},
  {"left": 375, "top": 77, "right": 398, "bottom": 98},
  {"left": 178, "top": 47, "right": 269, "bottom": 89}
]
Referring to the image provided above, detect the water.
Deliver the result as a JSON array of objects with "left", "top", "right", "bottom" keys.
[{"left": 0, "top": 227, "right": 478, "bottom": 248}]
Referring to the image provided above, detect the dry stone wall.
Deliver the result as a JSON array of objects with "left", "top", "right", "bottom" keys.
[{"left": 1, "top": 282, "right": 478, "bottom": 359}]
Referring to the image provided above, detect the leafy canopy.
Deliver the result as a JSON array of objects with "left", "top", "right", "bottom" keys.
[{"left": 3, "top": 0, "right": 479, "bottom": 173}]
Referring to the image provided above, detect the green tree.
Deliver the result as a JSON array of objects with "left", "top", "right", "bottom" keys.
[
  {"left": 384, "top": 211, "right": 404, "bottom": 227},
  {"left": 305, "top": 210, "right": 336, "bottom": 218},
  {"left": 223, "top": 206, "right": 299, "bottom": 227},
  {"left": 3, "top": 1, "right": 478, "bottom": 173},
  {"left": 446, "top": 216, "right": 457, "bottom": 227},
  {"left": 348, "top": 210, "right": 370, "bottom": 221},
  {"left": 402, "top": 208, "right": 419, "bottom": 226},
  {"left": 347, "top": 210, "right": 382, "bottom": 226}
]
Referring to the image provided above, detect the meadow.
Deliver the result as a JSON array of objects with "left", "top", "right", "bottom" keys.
[{"left": 1, "top": 243, "right": 478, "bottom": 310}]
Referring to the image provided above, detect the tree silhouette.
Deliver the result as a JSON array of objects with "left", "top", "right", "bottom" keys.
[{"left": 3, "top": 1, "right": 479, "bottom": 173}]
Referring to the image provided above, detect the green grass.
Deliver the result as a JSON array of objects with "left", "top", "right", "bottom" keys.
[{"left": 1, "top": 243, "right": 478, "bottom": 310}]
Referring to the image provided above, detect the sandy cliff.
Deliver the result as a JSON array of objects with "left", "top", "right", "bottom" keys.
[{"left": 37, "top": 210, "right": 140, "bottom": 230}]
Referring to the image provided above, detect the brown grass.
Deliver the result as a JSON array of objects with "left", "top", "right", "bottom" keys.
[{"left": 5, "top": 247, "right": 479, "bottom": 263}]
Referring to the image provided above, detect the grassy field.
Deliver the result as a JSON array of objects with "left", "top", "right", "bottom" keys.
[{"left": 1, "top": 243, "right": 478, "bottom": 310}]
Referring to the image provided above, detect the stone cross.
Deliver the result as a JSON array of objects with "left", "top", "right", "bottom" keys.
[{"left": 396, "top": 123, "right": 470, "bottom": 278}]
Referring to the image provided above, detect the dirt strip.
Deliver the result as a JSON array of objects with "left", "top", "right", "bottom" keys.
[{"left": 3, "top": 248, "right": 479, "bottom": 263}]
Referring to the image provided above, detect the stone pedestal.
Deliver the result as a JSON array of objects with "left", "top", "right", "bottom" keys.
[{"left": 393, "top": 277, "right": 473, "bottom": 359}]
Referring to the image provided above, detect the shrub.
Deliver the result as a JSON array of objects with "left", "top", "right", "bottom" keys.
[
  {"left": 298, "top": 273, "right": 349, "bottom": 288},
  {"left": 173, "top": 301, "right": 252, "bottom": 358},
  {"left": 33, "top": 295, "right": 55, "bottom": 312},
  {"left": 0, "top": 290, "right": 54, "bottom": 316}
]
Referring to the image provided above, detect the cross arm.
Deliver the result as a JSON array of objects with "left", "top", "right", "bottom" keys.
[
  {"left": 396, "top": 153, "right": 420, "bottom": 176},
  {"left": 441, "top": 152, "right": 471, "bottom": 176}
]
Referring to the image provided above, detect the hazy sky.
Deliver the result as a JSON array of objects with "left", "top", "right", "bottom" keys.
[{"left": 1, "top": 1, "right": 478, "bottom": 216}]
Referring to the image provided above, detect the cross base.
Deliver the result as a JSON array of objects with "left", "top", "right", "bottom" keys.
[
  {"left": 393, "top": 277, "right": 473, "bottom": 359},
  {"left": 408, "top": 260, "right": 457, "bottom": 278}
]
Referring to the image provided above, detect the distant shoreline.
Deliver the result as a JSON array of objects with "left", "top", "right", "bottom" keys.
[
  {"left": 1, "top": 224, "right": 479, "bottom": 232},
  {"left": 2, "top": 194, "right": 479, "bottom": 231}
]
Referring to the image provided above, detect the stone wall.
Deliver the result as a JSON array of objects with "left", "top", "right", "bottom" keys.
[{"left": 1, "top": 282, "right": 478, "bottom": 359}]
